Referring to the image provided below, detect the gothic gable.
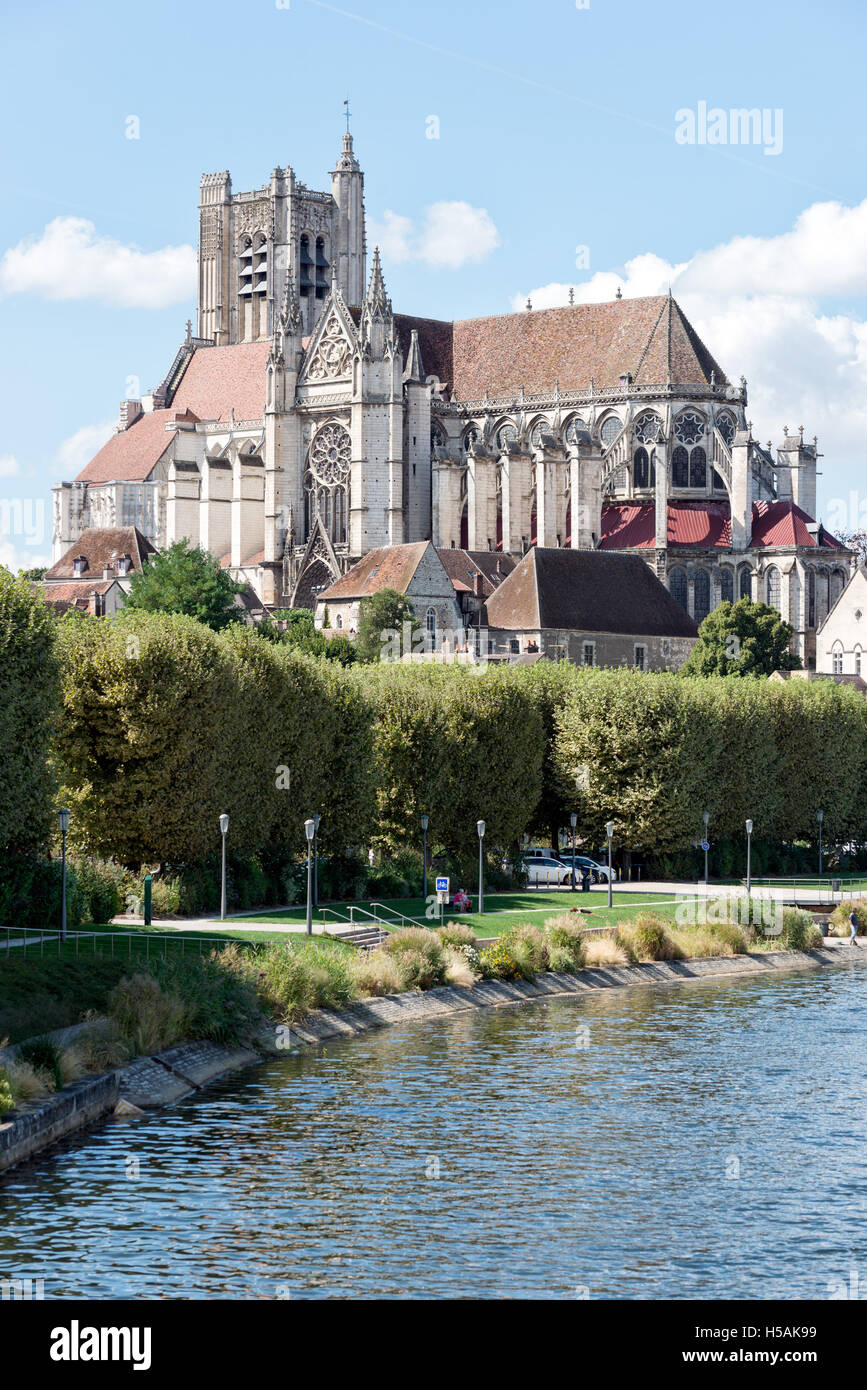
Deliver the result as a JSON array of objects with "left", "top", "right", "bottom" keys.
[{"left": 299, "top": 293, "right": 357, "bottom": 386}]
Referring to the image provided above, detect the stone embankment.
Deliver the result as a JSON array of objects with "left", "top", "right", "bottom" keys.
[{"left": 1, "top": 945, "right": 859, "bottom": 1174}]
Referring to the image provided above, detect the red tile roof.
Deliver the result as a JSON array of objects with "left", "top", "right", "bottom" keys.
[
  {"left": 171, "top": 342, "right": 271, "bottom": 422},
  {"left": 450, "top": 296, "right": 726, "bottom": 400},
  {"left": 750, "top": 499, "right": 844, "bottom": 549},
  {"left": 75, "top": 411, "right": 178, "bottom": 484},
  {"left": 436, "top": 548, "right": 516, "bottom": 597},
  {"left": 318, "top": 542, "right": 431, "bottom": 601},
  {"left": 601, "top": 501, "right": 732, "bottom": 549},
  {"left": 46, "top": 527, "right": 156, "bottom": 580}
]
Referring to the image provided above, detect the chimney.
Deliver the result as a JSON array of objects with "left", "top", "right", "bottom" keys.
[
  {"left": 102, "top": 564, "right": 114, "bottom": 581},
  {"left": 473, "top": 571, "right": 485, "bottom": 599},
  {"left": 118, "top": 399, "right": 143, "bottom": 432}
]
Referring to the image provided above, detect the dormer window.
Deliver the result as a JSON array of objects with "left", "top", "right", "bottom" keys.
[
  {"left": 72, "top": 556, "right": 87, "bottom": 577},
  {"left": 116, "top": 555, "right": 131, "bottom": 577}
]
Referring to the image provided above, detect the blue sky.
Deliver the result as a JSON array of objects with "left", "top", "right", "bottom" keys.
[{"left": 2, "top": 0, "right": 867, "bottom": 567}]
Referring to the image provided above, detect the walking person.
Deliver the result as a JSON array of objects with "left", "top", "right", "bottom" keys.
[{"left": 849, "top": 907, "right": 860, "bottom": 947}]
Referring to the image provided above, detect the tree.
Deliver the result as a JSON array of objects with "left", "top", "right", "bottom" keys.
[
  {"left": 837, "top": 530, "right": 867, "bottom": 567},
  {"left": 122, "top": 541, "right": 243, "bottom": 631},
  {"left": 356, "top": 588, "right": 423, "bottom": 663},
  {"left": 258, "top": 608, "right": 356, "bottom": 664},
  {"left": 680, "top": 599, "right": 801, "bottom": 677}
]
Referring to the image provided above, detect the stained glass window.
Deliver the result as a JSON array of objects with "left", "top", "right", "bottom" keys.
[
  {"left": 634, "top": 414, "right": 661, "bottom": 445},
  {"left": 600, "top": 416, "right": 622, "bottom": 447},
  {"left": 670, "top": 567, "right": 688, "bottom": 611},
  {"left": 675, "top": 411, "right": 705, "bottom": 446},
  {"left": 689, "top": 446, "right": 707, "bottom": 488},
  {"left": 694, "top": 570, "right": 711, "bottom": 624},
  {"left": 634, "top": 447, "right": 650, "bottom": 488},
  {"left": 672, "top": 446, "right": 689, "bottom": 488}
]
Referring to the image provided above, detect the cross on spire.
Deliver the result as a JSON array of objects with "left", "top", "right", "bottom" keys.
[{"left": 344, "top": 97, "right": 351, "bottom": 133}]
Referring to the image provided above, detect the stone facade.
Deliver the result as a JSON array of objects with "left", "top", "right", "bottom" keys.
[
  {"left": 815, "top": 566, "right": 867, "bottom": 678},
  {"left": 54, "top": 129, "right": 854, "bottom": 658}
]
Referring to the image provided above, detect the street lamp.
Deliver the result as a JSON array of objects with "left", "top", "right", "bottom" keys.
[
  {"left": 304, "top": 818, "right": 316, "bottom": 935},
  {"left": 745, "top": 819, "right": 753, "bottom": 895},
  {"left": 58, "top": 808, "right": 70, "bottom": 941},
  {"left": 703, "top": 810, "right": 710, "bottom": 888},
  {"left": 817, "top": 809, "right": 824, "bottom": 877},
  {"left": 477, "top": 820, "right": 486, "bottom": 914},
  {"left": 605, "top": 820, "right": 615, "bottom": 909},
  {"left": 219, "top": 813, "right": 229, "bottom": 920},
  {"left": 313, "top": 812, "right": 321, "bottom": 908},
  {"left": 421, "top": 813, "right": 430, "bottom": 901},
  {"left": 570, "top": 811, "right": 577, "bottom": 891}
]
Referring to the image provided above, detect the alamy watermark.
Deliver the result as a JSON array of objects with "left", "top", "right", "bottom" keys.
[{"left": 675, "top": 102, "right": 783, "bottom": 157}]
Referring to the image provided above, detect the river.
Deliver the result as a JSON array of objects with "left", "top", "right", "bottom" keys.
[{"left": 2, "top": 959, "right": 866, "bottom": 1299}]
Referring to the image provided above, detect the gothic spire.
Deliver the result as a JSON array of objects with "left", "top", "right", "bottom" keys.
[
  {"left": 403, "top": 328, "right": 425, "bottom": 384},
  {"left": 366, "top": 245, "right": 389, "bottom": 313},
  {"left": 278, "top": 270, "right": 301, "bottom": 334}
]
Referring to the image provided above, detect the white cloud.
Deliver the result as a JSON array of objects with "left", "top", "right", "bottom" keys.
[
  {"left": 370, "top": 201, "right": 500, "bottom": 271},
  {"left": 0, "top": 540, "right": 51, "bottom": 574},
  {"left": 514, "top": 197, "right": 867, "bottom": 514},
  {"left": 55, "top": 419, "right": 116, "bottom": 477},
  {"left": 0, "top": 454, "right": 21, "bottom": 478},
  {"left": 0, "top": 217, "right": 196, "bottom": 308}
]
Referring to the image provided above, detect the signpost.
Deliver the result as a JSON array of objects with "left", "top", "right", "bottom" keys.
[{"left": 436, "top": 876, "right": 449, "bottom": 929}]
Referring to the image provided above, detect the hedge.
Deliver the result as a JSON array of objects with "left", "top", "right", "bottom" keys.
[{"left": 0, "top": 568, "right": 59, "bottom": 857}]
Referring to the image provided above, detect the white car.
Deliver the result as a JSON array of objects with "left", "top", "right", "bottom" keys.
[{"left": 523, "top": 856, "right": 575, "bottom": 886}]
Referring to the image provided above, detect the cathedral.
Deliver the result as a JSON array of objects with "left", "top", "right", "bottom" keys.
[{"left": 53, "top": 129, "right": 852, "bottom": 666}]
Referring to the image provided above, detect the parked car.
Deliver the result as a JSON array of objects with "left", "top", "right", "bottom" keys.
[
  {"left": 556, "top": 853, "right": 618, "bottom": 884},
  {"left": 523, "top": 856, "right": 575, "bottom": 886}
]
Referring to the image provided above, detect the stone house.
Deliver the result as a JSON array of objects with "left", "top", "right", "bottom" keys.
[
  {"left": 480, "top": 548, "right": 698, "bottom": 669},
  {"left": 314, "top": 540, "right": 462, "bottom": 647},
  {"left": 814, "top": 566, "right": 867, "bottom": 679}
]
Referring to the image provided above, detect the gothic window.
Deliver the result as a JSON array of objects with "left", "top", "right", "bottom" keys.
[
  {"left": 426, "top": 607, "right": 437, "bottom": 637},
  {"left": 672, "top": 446, "right": 689, "bottom": 488},
  {"left": 306, "top": 422, "right": 351, "bottom": 543},
  {"left": 634, "top": 447, "right": 650, "bottom": 489},
  {"left": 670, "top": 567, "right": 688, "bottom": 611},
  {"left": 530, "top": 419, "right": 550, "bottom": 448},
  {"left": 717, "top": 414, "right": 736, "bottom": 448},
  {"left": 856, "top": 646, "right": 862, "bottom": 676},
  {"left": 495, "top": 422, "right": 517, "bottom": 451},
  {"left": 299, "top": 235, "right": 313, "bottom": 297},
  {"left": 310, "top": 423, "right": 351, "bottom": 482},
  {"left": 314, "top": 236, "right": 330, "bottom": 300},
  {"left": 564, "top": 416, "right": 586, "bottom": 445},
  {"left": 431, "top": 424, "right": 446, "bottom": 452},
  {"left": 674, "top": 410, "right": 705, "bottom": 446},
  {"left": 808, "top": 569, "right": 816, "bottom": 627},
  {"left": 766, "top": 566, "right": 781, "bottom": 611},
  {"left": 832, "top": 641, "right": 844, "bottom": 676},
  {"left": 740, "top": 567, "right": 752, "bottom": 601},
  {"left": 600, "top": 416, "right": 622, "bottom": 447},
  {"left": 831, "top": 569, "right": 846, "bottom": 608},
  {"left": 634, "top": 413, "right": 661, "bottom": 445},
  {"left": 689, "top": 446, "right": 707, "bottom": 488},
  {"left": 694, "top": 569, "right": 711, "bottom": 625},
  {"left": 719, "top": 569, "right": 734, "bottom": 604},
  {"left": 239, "top": 233, "right": 267, "bottom": 298}
]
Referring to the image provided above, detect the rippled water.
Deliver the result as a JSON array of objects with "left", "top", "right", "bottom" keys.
[{"left": 2, "top": 959, "right": 867, "bottom": 1300}]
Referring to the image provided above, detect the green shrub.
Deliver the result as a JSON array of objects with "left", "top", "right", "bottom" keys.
[
  {"left": 437, "top": 923, "right": 477, "bottom": 950},
  {"left": 498, "top": 924, "right": 549, "bottom": 981},
  {"left": 543, "top": 915, "right": 588, "bottom": 972},
  {"left": 782, "top": 907, "right": 816, "bottom": 951},
  {"left": 614, "top": 914, "right": 683, "bottom": 962},
  {"left": 350, "top": 950, "right": 405, "bottom": 997},
  {"left": 830, "top": 900, "right": 867, "bottom": 936},
  {"left": 150, "top": 947, "right": 263, "bottom": 1045},
  {"left": 0, "top": 1069, "right": 15, "bottom": 1116},
  {"left": 392, "top": 947, "right": 444, "bottom": 991},
  {"left": 0, "top": 568, "right": 60, "bottom": 861},
  {"left": 71, "top": 858, "right": 124, "bottom": 924},
  {"left": 478, "top": 941, "right": 522, "bottom": 981},
  {"left": 149, "top": 877, "right": 182, "bottom": 917},
  {"left": 255, "top": 941, "right": 355, "bottom": 1020},
  {"left": 381, "top": 927, "right": 446, "bottom": 982},
  {"left": 17, "top": 1036, "right": 64, "bottom": 1091},
  {"left": 108, "top": 973, "right": 188, "bottom": 1055}
]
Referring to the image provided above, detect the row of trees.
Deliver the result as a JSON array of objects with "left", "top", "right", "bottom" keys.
[{"left": 5, "top": 572, "right": 867, "bottom": 873}]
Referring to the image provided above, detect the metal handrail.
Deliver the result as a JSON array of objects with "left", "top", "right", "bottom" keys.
[
  {"left": 367, "top": 901, "right": 427, "bottom": 928},
  {"left": 2, "top": 925, "right": 262, "bottom": 960}
]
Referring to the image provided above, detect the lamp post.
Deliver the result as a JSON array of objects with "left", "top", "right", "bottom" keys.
[
  {"left": 421, "top": 813, "right": 430, "bottom": 902},
  {"left": 817, "top": 809, "right": 824, "bottom": 877},
  {"left": 219, "top": 813, "right": 229, "bottom": 921},
  {"left": 703, "top": 810, "right": 710, "bottom": 888},
  {"left": 58, "top": 808, "right": 70, "bottom": 941},
  {"left": 570, "top": 812, "right": 577, "bottom": 891},
  {"left": 312, "top": 812, "right": 321, "bottom": 908},
  {"left": 477, "top": 820, "right": 486, "bottom": 914},
  {"left": 745, "top": 819, "right": 753, "bottom": 896},
  {"left": 305, "top": 818, "right": 316, "bottom": 935},
  {"left": 605, "top": 820, "right": 614, "bottom": 909}
]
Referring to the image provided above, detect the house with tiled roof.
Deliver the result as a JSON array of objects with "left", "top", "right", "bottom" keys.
[
  {"left": 41, "top": 526, "right": 156, "bottom": 615},
  {"left": 53, "top": 127, "right": 852, "bottom": 666},
  {"left": 313, "top": 541, "right": 461, "bottom": 641},
  {"left": 482, "top": 548, "right": 698, "bottom": 669}
]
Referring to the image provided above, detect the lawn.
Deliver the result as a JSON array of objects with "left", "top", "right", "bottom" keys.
[{"left": 232, "top": 888, "right": 689, "bottom": 937}]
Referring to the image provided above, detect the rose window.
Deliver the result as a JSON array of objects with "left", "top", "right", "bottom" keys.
[
  {"left": 310, "top": 423, "right": 351, "bottom": 484},
  {"left": 674, "top": 411, "right": 705, "bottom": 446},
  {"left": 634, "top": 414, "right": 661, "bottom": 445},
  {"left": 600, "top": 416, "right": 623, "bottom": 447}
]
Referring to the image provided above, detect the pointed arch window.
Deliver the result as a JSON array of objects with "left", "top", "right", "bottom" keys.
[
  {"left": 600, "top": 416, "right": 622, "bottom": 447},
  {"left": 832, "top": 641, "right": 844, "bottom": 676},
  {"left": 633, "top": 447, "right": 650, "bottom": 489},
  {"left": 694, "top": 569, "right": 711, "bottom": 624},
  {"left": 740, "top": 567, "right": 752, "bottom": 601},
  {"left": 689, "top": 446, "right": 707, "bottom": 488},
  {"left": 299, "top": 235, "right": 312, "bottom": 297},
  {"left": 719, "top": 569, "right": 734, "bottom": 604},
  {"left": 672, "top": 446, "right": 689, "bottom": 488},
  {"left": 670, "top": 567, "right": 688, "bottom": 611},
  {"left": 766, "top": 566, "right": 781, "bottom": 611}
]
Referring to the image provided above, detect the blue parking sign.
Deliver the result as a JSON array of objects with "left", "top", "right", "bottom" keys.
[{"left": 435, "top": 876, "right": 449, "bottom": 893}]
